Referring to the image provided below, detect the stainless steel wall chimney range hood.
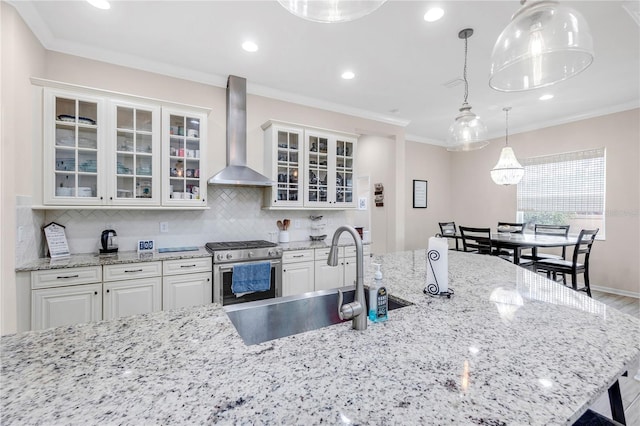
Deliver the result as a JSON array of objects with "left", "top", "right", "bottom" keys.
[{"left": 208, "top": 75, "right": 274, "bottom": 186}]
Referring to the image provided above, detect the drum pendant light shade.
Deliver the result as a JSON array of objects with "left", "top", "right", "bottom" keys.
[
  {"left": 491, "top": 107, "right": 524, "bottom": 185},
  {"left": 277, "top": 0, "right": 387, "bottom": 23},
  {"left": 447, "top": 28, "right": 489, "bottom": 151},
  {"left": 489, "top": 1, "right": 594, "bottom": 92}
]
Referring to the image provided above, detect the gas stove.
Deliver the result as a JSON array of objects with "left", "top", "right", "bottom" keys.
[{"left": 205, "top": 240, "right": 282, "bottom": 264}]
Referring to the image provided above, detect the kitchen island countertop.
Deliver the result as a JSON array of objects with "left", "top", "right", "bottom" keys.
[{"left": 2, "top": 250, "right": 638, "bottom": 425}]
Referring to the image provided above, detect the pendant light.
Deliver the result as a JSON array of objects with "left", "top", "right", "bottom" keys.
[
  {"left": 491, "top": 107, "right": 524, "bottom": 185},
  {"left": 447, "top": 28, "right": 488, "bottom": 152},
  {"left": 489, "top": 1, "right": 594, "bottom": 92},
  {"left": 277, "top": 0, "right": 387, "bottom": 23}
]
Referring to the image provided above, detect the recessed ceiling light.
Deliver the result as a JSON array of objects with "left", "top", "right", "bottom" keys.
[
  {"left": 424, "top": 7, "right": 444, "bottom": 22},
  {"left": 242, "top": 41, "right": 259, "bottom": 53},
  {"left": 341, "top": 71, "right": 355, "bottom": 80},
  {"left": 87, "top": 0, "right": 110, "bottom": 10},
  {"left": 539, "top": 94, "right": 554, "bottom": 101}
]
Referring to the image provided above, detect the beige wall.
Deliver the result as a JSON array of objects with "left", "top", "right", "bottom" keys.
[
  {"left": 403, "top": 140, "right": 452, "bottom": 250},
  {"left": 1, "top": 2, "right": 45, "bottom": 334},
  {"left": 449, "top": 109, "right": 640, "bottom": 295}
]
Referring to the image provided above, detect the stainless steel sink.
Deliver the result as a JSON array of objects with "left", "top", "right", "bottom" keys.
[{"left": 224, "top": 286, "right": 412, "bottom": 345}]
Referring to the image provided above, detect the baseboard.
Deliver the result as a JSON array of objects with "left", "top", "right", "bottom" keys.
[{"left": 590, "top": 285, "right": 640, "bottom": 299}]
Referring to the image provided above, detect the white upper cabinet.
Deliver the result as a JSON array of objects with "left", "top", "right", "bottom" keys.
[
  {"left": 44, "top": 88, "right": 105, "bottom": 206},
  {"left": 161, "top": 108, "right": 208, "bottom": 207},
  {"left": 263, "top": 121, "right": 305, "bottom": 208},
  {"left": 39, "top": 81, "right": 209, "bottom": 209},
  {"left": 109, "top": 100, "right": 161, "bottom": 205},
  {"left": 263, "top": 120, "right": 357, "bottom": 210}
]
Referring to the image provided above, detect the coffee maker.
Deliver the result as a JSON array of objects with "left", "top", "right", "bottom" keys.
[{"left": 100, "top": 229, "right": 118, "bottom": 254}]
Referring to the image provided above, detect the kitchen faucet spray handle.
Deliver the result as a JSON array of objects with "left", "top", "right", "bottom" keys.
[{"left": 337, "top": 288, "right": 362, "bottom": 321}]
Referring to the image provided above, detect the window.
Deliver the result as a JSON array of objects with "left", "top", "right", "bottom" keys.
[{"left": 516, "top": 148, "right": 606, "bottom": 238}]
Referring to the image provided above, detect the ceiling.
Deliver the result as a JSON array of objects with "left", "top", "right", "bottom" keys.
[{"left": 10, "top": 0, "right": 640, "bottom": 146}]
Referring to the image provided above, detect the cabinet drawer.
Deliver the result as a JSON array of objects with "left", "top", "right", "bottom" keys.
[
  {"left": 344, "top": 245, "right": 371, "bottom": 258},
  {"left": 314, "top": 247, "right": 343, "bottom": 261},
  {"left": 103, "top": 261, "right": 162, "bottom": 282},
  {"left": 283, "top": 250, "right": 314, "bottom": 263},
  {"left": 31, "top": 266, "right": 102, "bottom": 289},
  {"left": 163, "top": 257, "right": 212, "bottom": 276}
]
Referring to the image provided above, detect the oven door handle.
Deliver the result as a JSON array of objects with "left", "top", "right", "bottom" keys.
[{"left": 218, "top": 259, "right": 281, "bottom": 273}]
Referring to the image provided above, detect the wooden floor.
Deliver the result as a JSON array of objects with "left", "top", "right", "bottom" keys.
[{"left": 588, "top": 290, "right": 640, "bottom": 425}]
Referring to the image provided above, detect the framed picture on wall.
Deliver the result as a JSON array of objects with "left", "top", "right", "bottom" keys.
[{"left": 413, "top": 179, "right": 427, "bottom": 208}]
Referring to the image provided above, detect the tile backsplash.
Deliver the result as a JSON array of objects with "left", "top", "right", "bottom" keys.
[{"left": 20, "top": 186, "right": 366, "bottom": 259}]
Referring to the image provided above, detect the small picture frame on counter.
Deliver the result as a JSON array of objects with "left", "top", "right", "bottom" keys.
[
  {"left": 43, "top": 222, "right": 70, "bottom": 258},
  {"left": 137, "top": 240, "right": 155, "bottom": 253}
]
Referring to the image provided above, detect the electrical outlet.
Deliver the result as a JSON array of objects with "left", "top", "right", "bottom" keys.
[
  {"left": 159, "top": 222, "right": 169, "bottom": 233},
  {"left": 294, "top": 220, "right": 301, "bottom": 229}
]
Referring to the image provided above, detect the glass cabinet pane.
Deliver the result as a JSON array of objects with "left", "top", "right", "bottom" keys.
[
  {"left": 307, "top": 135, "right": 328, "bottom": 203},
  {"left": 335, "top": 139, "right": 355, "bottom": 205},
  {"left": 167, "top": 114, "right": 202, "bottom": 201}
]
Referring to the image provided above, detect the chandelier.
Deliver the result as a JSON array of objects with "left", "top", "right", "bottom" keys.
[{"left": 491, "top": 107, "right": 524, "bottom": 185}]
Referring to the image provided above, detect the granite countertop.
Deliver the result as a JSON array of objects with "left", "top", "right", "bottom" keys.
[
  {"left": 15, "top": 241, "right": 369, "bottom": 272},
  {"left": 2, "top": 250, "right": 639, "bottom": 425},
  {"left": 278, "top": 240, "right": 371, "bottom": 251},
  {"left": 15, "top": 247, "right": 213, "bottom": 272}
]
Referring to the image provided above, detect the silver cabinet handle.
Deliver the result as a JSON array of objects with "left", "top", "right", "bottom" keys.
[
  {"left": 124, "top": 269, "right": 143, "bottom": 273},
  {"left": 180, "top": 264, "right": 197, "bottom": 268},
  {"left": 292, "top": 254, "right": 304, "bottom": 258},
  {"left": 57, "top": 274, "right": 79, "bottom": 279}
]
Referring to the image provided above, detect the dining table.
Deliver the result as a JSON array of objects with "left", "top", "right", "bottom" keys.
[{"left": 441, "top": 231, "right": 580, "bottom": 265}]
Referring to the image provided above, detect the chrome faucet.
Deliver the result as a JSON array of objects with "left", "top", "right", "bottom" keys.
[{"left": 328, "top": 225, "right": 366, "bottom": 331}]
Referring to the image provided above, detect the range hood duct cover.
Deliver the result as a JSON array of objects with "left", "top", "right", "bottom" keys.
[{"left": 208, "top": 75, "right": 274, "bottom": 186}]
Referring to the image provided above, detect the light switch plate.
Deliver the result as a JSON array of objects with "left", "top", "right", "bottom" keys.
[{"left": 137, "top": 240, "right": 155, "bottom": 253}]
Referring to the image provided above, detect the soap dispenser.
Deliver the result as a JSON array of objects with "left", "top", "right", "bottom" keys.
[{"left": 368, "top": 263, "right": 388, "bottom": 322}]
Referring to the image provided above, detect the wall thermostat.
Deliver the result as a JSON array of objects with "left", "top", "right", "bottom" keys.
[{"left": 137, "top": 240, "right": 155, "bottom": 253}]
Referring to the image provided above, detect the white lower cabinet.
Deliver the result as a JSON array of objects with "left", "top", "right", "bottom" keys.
[
  {"left": 282, "top": 250, "right": 314, "bottom": 297},
  {"left": 31, "top": 266, "right": 103, "bottom": 331},
  {"left": 314, "top": 247, "right": 345, "bottom": 291},
  {"left": 103, "top": 262, "right": 162, "bottom": 320},
  {"left": 32, "top": 283, "right": 102, "bottom": 331},
  {"left": 162, "top": 258, "right": 212, "bottom": 310}
]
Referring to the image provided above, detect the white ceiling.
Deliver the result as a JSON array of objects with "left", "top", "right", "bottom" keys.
[{"left": 10, "top": 0, "right": 640, "bottom": 145}]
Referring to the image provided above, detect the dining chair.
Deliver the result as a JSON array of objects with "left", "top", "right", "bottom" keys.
[
  {"left": 494, "top": 222, "right": 526, "bottom": 262},
  {"left": 520, "top": 224, "right": 570, "bottom": 263},
  {"left": 438, "top": 221, "right": 459, "bottom": 251},
  {"left": 459, "top": 226, "right": 492, "bottom": 255},
  {"left": 534, "top": 229, "right": 599, "bottom": 297}
]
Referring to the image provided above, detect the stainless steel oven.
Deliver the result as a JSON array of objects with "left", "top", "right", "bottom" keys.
[{"left": 206, "top": 240, "right": 282, "bottom": 306}]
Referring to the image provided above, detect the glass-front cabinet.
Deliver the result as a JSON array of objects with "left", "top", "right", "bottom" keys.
[
  {"left": 262, "top": 121, "right": 305, "bottom": 208},
  {"left": 162, "top": 108, "right": 207, "bottom": 206},
  {"left": 41, "top": 84, "right": 209, "bottom": 209},
  {"left": 263, "top": 120, "right": 357, "bottom": 209},
  {"left": 44, "top": 90, "right": 104, "bottom": 205},
  {"left": 304, "top": 130, "right": 357, "bottom": 208},
  {"left": 110, "top": 101, "right": 160, "bottom": 205}
]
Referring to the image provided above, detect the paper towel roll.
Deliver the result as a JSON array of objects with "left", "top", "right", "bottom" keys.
[{"left": 426, "top": 237, "right": 449, "bottom": 294}]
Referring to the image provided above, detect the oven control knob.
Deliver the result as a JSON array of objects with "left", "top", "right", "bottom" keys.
[
  {"left": 216, "top": 254, "right": 223, "bottom": 261},
  {"left": 268, "top": 250, "right": 277, "bottom": 257},
  {"left": 226, "top": 253, "right": 233, "bottom": 260},
  {"left": 247, "top": 251, "right": 254, "bottom": 258}
]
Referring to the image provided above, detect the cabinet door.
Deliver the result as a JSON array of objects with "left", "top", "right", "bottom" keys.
[
  {"left": 314, "top": 261, "right": 344, "bottom": 291},
  {"left": 109, "top": 100, "right": 161, "bottom": 205},
  {"left": 263, "top": 123, "right": 304, "bottom": 208},
  {"left": 162, "top": 272, "right": 212, "bottom": 310},
  {"left": 282, "top": 262, "right": 314, "bottom": 297},
  {"left": 32, "top": 283, "right": 102, "bottom": 330},
  {"left": 304, "top": 130, "right": 332, "bottom": 208},
  {"left": 44, "top": 88, "right": 105, "bottom": 205},
  {"left": 334, "top": 136, "right": 357, "bottom": 208},
  {"left": 162, "top": 108, "right": 208, "bottom": 206},
  {"left": 103, "top": 277, "right": 162, "bottom": 320}
]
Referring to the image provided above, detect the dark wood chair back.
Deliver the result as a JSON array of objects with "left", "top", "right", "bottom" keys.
[
  {"left": 438, "top": 221, "right": 457, "bottom": 236},
  {"left": 497, "top": 222, "right": 526, "bottom": 234},
  {"left": 535, "top": 224, "right": 570, "bottom": 258},
  {"left": 572, "top": 228, "right": 599, "bottom": 267},
  {"left": 459, "top": 226, "right": 492, "bottom": 255}
]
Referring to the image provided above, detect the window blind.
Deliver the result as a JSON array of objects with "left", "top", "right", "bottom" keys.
[{"left": 517, "top": 148, "right": 606, "bottom": 214}]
